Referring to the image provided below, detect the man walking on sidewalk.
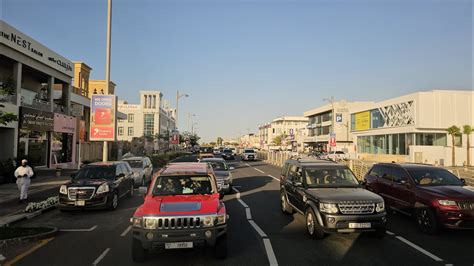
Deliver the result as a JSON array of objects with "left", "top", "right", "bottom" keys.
[{"left": 14, "top": 159, "right": 34, "bottom": 203}]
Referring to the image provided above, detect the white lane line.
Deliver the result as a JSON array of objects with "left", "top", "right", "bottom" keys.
[
  {"left": 60, "top": 225, "right": 98, "bottom": 232},
  {"left": 395, "top": 236, "right": 443, "bottom": 262},
  {"left": 263, "top": 238, "right": 278, "bottom": 266},
  {"left": 233, "top": 187, "right": 240, "bottom": 197},
  {"left": 92, "top": 248, "right": 111, "bottom": 266},
  {"left": 238, "top": 199, "right": 249, "bottom": 208},
  {"left": 120, "top": 225, "right": 132, "bottom": 237},
  {"left": 248, "top": 220, "right": 268, "bottom": 238},
  {"left": 245, "top": 208, "right": 252, "bottom": 220},
  {"left": 245, "top": 163, "right": 252, "bottom": 167},
  {"left": 233, "top": 187, "right": 249, "bottom": 208},
  {"left": 0, "top": 254, "right": 5, "bottom": 262},
  {"left": 253, "top": 168, "right": 265, "bottom": 174},
  {"left": 268, "top": 175, "right": 279, "bottom": 181},
  {"left": 386, "top": 230, "right": 395, "bottom": 236}
]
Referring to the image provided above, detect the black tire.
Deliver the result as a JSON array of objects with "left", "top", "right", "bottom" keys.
[
  {"left": 127, "top": 182, "right": 134, "bottom": 198},
  {"left": 132, "top": 238, "right": 147, "bottom": 263},
  {"left": 305, "top": 208, "right": 325, "bottom": 239},
  {"left": 415, "top": 207, "right": 439, "bottom": 234},
  {"left": 108, "top": 192, "right": 119, "bottom": 211},
  {"left": 214, "top": 235, "right": 228, "bottom": 259},
  {"left": 280, "top": 192, "right": 293, "bottom": 214}
]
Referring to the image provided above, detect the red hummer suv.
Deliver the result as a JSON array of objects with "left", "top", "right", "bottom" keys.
[
  {"left": 365, "top": 163, "right": 474, "bottom": 234},
  {"left": 130, "top": 163, "right": 228, "bottom": 262}
]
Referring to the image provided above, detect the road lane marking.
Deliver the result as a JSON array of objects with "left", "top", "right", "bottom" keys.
[
  {"left": 238, "top": 199, "right": 249, "bottom": 208},
  {"left": 245, "top": 163, "right": 252, "bottom": 167},
  {"left": 254, "top": 168, "right": 265, "bottom": 174},
  {"left": 263, "top": 238, "right": 278, "bottom": 266},
  {"left": 4, "top": 237, "right": 54, "bottom": 266},
  {"left": 120, "top": 225, "right": 132, "bottom": 237},
  {"left": 92, "top": 248, "right": 111, "bottom": 266},
  {"left": 245, "top": 208, "right": 252, "bottom": 220},
  {"left": 386, "top": 230, "right": 395, "bottom": 236},
  {"left": 233, "top": 187, "right": 249, "bottom": 208},
  {"left": 0, "top": 254, "right": 6, "bottom": 262},
  {"left": 268, "top": 175, "right": 279, "bottom": 181},
  {"left": 248, "top": 220, "right": 268, "bottom": 238},
  {"left": 395, "top": 236, "right": 443, "bottom": 262},
  {"left": 60, "top": 225, "right": 98, "bottom": 232}
]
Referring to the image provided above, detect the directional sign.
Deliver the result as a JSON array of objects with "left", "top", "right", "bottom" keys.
[{"left": 336, "top": 113, "right": 343, "bottom": 123}]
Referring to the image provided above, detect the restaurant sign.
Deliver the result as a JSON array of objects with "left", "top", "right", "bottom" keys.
[{"left": 20, "top": 107, "right": 54, "bottom": 131}]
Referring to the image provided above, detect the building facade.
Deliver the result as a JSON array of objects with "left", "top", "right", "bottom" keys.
[
  {"left": 351, "top": 90, "right": 474, "bottom": 166},
  {"left": 89, "top": 80, "right": 116, "bottom": 95},
  {"left": 258, "top": 116, "right": 309, "bottom": 151}
]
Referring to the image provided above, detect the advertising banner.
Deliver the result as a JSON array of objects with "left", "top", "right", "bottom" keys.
[
  {"left": 170, "top": 130, "right": 180, "bottom": 145},
  {"left": 90, "top": 95, "right": 116, "bottom": 141},
  {"left": 354, "top": 111, "right": 370, "bottom": 131},
  {"left": 329, "top": 133, "right": 336, "bottom": 147},
  {"left": 20, "top": 107, "right": 54, "bottom": 131}
]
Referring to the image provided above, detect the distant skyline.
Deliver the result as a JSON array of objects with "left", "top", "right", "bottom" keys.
[{"left": 2, "top": 0, "right": 472, "bottom": 142}]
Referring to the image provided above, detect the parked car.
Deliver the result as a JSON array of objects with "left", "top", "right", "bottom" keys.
[
  {"left": 280, "top": 158, "right": 387, "bottom": 239},
  {"left": 130, "top": 162, "right": 228, "bottom": 262},
  {"left": 58, "top": 161, "right": 134, "bottom": 211},
  {"left": 241, "top": 149, "right": 257, "bottom": 161},
  {"left": 221, "top": 149, "right": 235, "bottom": 160},
  {"left": 213, "top": 148, "right": 221, "bottom": 155},
  {"left": 201, "top": 158, "right": 234, "bottom": 194},
  {"left": 326, "top": 151, "right": 349, "bottom": 161},
  {"left": 229, "top": 148, "right": 236, "bottom": 156},
  {"left": 365, "top": 163, "right": 474, "bottom": 234},
  {"left": 123, "top": 156, "right": 153, "bottom": 187}
]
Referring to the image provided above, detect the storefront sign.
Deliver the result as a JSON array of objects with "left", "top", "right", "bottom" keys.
[
  {"left": 90, "top": 95, "right": 117, "bottom": 141},
  {"left": 354, "top": 111, "right": 370, "bottom": 131},
  {"left": 170, "top": 130, "right": 180, "bottom": 145},
  {"left": 329, "top": 133, "right": 336, "bottom": 147},
  {"left": 71, "top": 104, "right": 84, "bottom": 117},
  {"left": 54, "top": 113, "right": 76, "bottom": 134},
  {"left": 20, "top": 107, "right": 54, "bottom": 131},
  {"left": 0, "top": 20, "right": 73, "bottom": 77}
]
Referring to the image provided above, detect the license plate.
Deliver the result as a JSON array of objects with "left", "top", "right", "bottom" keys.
[
  {"left": 75, "top": 200, "right": 85, "bottom": 206},
  {"left": 349, "top": 222, "right": 371, "bottom": 229},
  {"left": 165, "top": 242, "right": 193, "bottom": 249}
]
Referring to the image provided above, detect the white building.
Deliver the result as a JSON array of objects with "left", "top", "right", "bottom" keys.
[
  {"left": 258, "top": 116, "right": 309, "bottom": 151},
  {"left": 239, "top": 133, "right": 259, "bottom": 149},
  {"left": 303, "top": 100, "right": 373, "bottom": 153},
  {"left": 350, "top": 90, "right": 474, "bottom": 166},
  {"left": 117, "top": 91, "right": 176, "bottom": 152}
]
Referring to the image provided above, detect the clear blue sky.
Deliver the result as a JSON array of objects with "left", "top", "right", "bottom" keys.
[{"left": 2, "top": 0, "right": 472, "bottom": 142}]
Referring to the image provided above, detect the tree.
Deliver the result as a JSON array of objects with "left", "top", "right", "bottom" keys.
[
  {"left": 272, "top": 134, "right": 287, "bottom": 146},
  {"left": 216, "top": 137, "right": 223, "bottom": 146},
  {"left": 209, "top": 142, "right": 217, "bottom": 146},
  {"left": 0, "top": 77, "right": 18, "bottom": 126},
  {"left": 447, "top": 125, "right": 461, "bottom": 166},
  {"left": 463, "top": 125, "right": 472, "bottom": 166}
]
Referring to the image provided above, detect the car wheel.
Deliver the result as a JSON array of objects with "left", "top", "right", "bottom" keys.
[
  {"left": 128, "top": 183, "right": 134, "bottom": 198},
  {"left": 108, "top": 192, "right": 119, "bottom": 210},
  {"left": 132, "top": 238, "right": 147, "bottom": 263},
  {"left": 306, "top": 208, "right": 325, "bottom": 239},
  {"left": 415, "top": 207, "right": 439, "bottom": 234},
  {"left": 214, "top": 234, "right": 228, "bottom": 259},
  {"left": 280, "top": 192, "right": 293, "bottom": 214}
]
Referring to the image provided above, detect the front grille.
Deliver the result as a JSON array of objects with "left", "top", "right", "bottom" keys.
[
  {"left": 68, "top": 187, "right": 95, "bottom": 200},
  {"left": 457, "top": 202, "right": 474, "bottom": 210},
  {"left": 149, "top": 217, "right": 202, "bottom": 230},
  {"left": 338, "top": 201, "right": 375, "bottom": 215}
]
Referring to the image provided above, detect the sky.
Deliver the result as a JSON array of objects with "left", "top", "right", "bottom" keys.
[{"left": 1, "top": 0, "right": 472, "bottom": 142}]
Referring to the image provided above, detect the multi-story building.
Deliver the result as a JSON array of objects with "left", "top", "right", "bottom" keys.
[
  {"left": 351, "top": 90, "right": 473, "bottom": 166},
  {"left": 239, "top": 133, "right": 259, "bottom": 149},
  {"left": 303, "top": 100, "right": 373, "bottom": 153},
  {"left": 258, "top": 116, "right": 309, "bottom": 151},
  {"left": 89, "top": 80, "right": 116, "bottom": 95},
  {"left": 117, "top": 91, "right": 176, "bottom": 153}
]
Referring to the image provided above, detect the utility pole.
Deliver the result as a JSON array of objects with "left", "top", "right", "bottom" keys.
[
  {"left": 103, "top": 0, "right": 112, "bottom": 162},
  {"left": 175, "top": 90, "right": 189, "bottom": 130}
]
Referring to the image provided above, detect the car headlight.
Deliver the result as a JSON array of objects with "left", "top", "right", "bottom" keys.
[
  {"left": 202, "top": 216, "right": 215, "bottom": 227},
  {"left": 143, "top": 217, "right": 158, "bottom": 229},
  {"left": 376, "top": 202, "right": 385, "bottom": 213},
  {"left": 133, "top": 172, "right": 140, "bottom": 178},
  {"left": 216, "top": 214, "right": 226, "bottom": 225},
  {"left": 59, "top": 185, "right": 67, "bottom": 195},
  {"left": 131, "top": 217, "right": 143, "bottom": 228},
  {"left": 319, "top": 202, "right": 338, "bottom": 214},
  {"left": 97, "top": 183, "right": 110, "bottom": 194},
  {"left": 438, "top": 200, "right": 457, "bottom": 206}
]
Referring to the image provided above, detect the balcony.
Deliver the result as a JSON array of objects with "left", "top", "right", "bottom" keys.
[{"left": 72, "top": 86, "right": 89, "bottom": 98}]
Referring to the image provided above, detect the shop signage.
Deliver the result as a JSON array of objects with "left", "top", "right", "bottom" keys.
[
  {"left": 90, "top": 95, "right": 117, "bottom": 141},
  {"left": 71, "top": 104, "right": 84, "bottom": 117},
  {"left": 0, "top": 20, "right": 73, "bottom": 77},
  {"left": 54, "top": 113, "right": 76, "bottom": 134},
  {"left": 170, "top": 130, "right": 180, "bottom": 145},
  {"left": 20, "top": 107, "right": 54, "bottom": 131},
  {"left": 354, "top": 111, "right": 370, "bottom": 131},
  {"left": 329, "top": 133, "right": 336, "bottom": 147}
]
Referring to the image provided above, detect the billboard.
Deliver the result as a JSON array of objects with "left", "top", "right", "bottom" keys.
[
  {"left": 329, "top": 133, "right": 336, "bottom": 147},
  {"left": 90, "top": 95, "right": 117, "bottom": 141},
  {"left": 354, "top": 111, "right": 370, "bottom": 131},
  {"left": 170, "top": 130, "right": 180, "bottom": 145}
]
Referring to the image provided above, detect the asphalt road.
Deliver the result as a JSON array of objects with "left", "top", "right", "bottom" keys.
[{"left": 11, "top": 157, "right": 474, "bottom": 266}]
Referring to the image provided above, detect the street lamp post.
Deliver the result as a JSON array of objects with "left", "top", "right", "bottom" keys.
[
  {"left": 103, "top": 0, "right": 112, "bottom": 162},
  {"left": 188, "top": 113, "right": 196, "bottom": 132},
  {"left": 175, "top": 90, "right": 189, "bottom": 130},
  {"left": 323, "top": 96, "right": 335, "bottom": 152}
]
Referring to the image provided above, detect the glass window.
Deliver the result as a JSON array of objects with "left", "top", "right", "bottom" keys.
[
  {"left": 128, "top": 114, "right": 134, "bottom": 123},
  {"left": 144, "top": 114, "right": 154, "bottom": 136},
  {"left": 128, "top": 127, "right": 134, "bottom": 136},
  {"left": 369, "top": 165, "right": 383, "bottom": 178},
  {"left": 380, "top": 166, "right": 392, "bottom": 181},
  {"left": 118, "top": 127, "right": 124, "bottom": 136},
  {"left": 125, "top": 160, "right": 144, "bottom": 168},
  {"left": 399, "top": 134, "right": 406, "bottom": 155},
  {"left": 304, "top": 167, "right": 359, "bottom": 188},
  {"left": 392, "top": 167, "right": 409, "bottom": 183},
  {"left": 435, "top": 133, "right": 447, "bottom": 146},
  {"left": 454, "top": 134, "right": 462, "bottom": 147},
  {"left": 75, "top": 165, "right": 116, "bottom": 180},
  {"left": 391, "top": 134, "right": 399, "bottom": 155},
  {"left": 408, "top": 168, "right": 463, "bottom": 186},
  {"left": 370, "top": 109, "right": 385, "bottom": 129},
  {"left": 351, "top": 114, "right": 356, "bottom": 131},
  {"left": 152, "top": 175, "right": 215, "bottom": 196},
  {"left": 51, "top": 132, "right": 73, "bottom": 164}
]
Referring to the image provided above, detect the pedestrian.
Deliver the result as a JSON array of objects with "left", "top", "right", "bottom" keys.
[{"left": 14, "top": 159, "right": 34, "bottom": 203}]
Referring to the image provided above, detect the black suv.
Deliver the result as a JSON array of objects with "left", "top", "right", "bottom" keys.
[
  {"left": 58, "top": 161, "right": 135, "bottom": 211},
  {"left": 280, "top": 158, "right": 387, "bottom": 239}
]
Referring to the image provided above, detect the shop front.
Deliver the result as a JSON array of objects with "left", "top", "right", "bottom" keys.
[
  {"left": 18, "top": 107, "right": 54, "bottom": 167},
  {"left": 51, "top": 113, "right": 76, "bottom": 168}
]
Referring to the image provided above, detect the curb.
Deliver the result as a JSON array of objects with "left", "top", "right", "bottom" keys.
[
  {"left": 0, "top": 226, "right": 58, "bottom": 250},
  {"left": 0, "top": 205, "right": 57, "bottom": 227}
]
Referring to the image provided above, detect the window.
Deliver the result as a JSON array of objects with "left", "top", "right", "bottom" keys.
[
  {"left": 128, "top": 114, "right": 134, "bottom": 123},
  {"left": 380, "top": 166, "right": 392, "bottom": 181},
  {"left": 454, "top": 134, "right": 462, "bottom": 147},
  {"left": 282, "top": 163, "right": 290, "bottom": 178},
  {"left": 144, "top": 114, "right": 154, "bottom": 136},
  {"left": 369, "top": 165, "right": 383, "bottom": 178},
  {"left": 118, "top": 127, "right": 124, "bottom": 136},
  {"left": 392, "top": 167, "right": 408, "bottom": 183},
  {"left": 370, "top": 109, "right": 385, "bottom": 129},
  {"left": 128, "top": 127, "right": 134, "bottom": 136}
]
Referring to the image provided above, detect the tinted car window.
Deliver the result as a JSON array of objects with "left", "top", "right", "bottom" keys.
[
  {"left": 408, "top": 168, "right": 463, "bottom": 186},
  {"left": 369, "top": 165, "right": 383, "bottom": 178},
  {"left": 392, "top": 167, "right": 409, "bottom": 183},
  {"left": 288, "top": 165, "right": 298, "bottom": 181},
  {"left": 126, "top": 160, "right": 144, "bottom": 168},
  {"left": 380, "top": 166, "right": 392, "bottom": 181},
  {"left": 282, "top": 163, "right": 290, "bottom": 178},
  {"left": 75, "top": 165, "right": 116, "bottom": 180},
  {"left": 153, "top": 175, "right": 214, "bottom": 195},
  {"left": 305, "top": 167, "right": 359, "bottom": 187}
]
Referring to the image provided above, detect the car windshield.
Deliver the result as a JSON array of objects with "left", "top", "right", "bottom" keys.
[
  {"left": 205, "top": 161, "right": 228, "bottom": 171},
  {"left": 408, "top": 168, "right": 463, "bottom": 186},
  {"left": 223, "top": 149, "right": 232, "bottom": 153},
  {"left": 244, "top": 150, "right": 254, "bottom": 153},
  {"left": 125, "top": 160, "right": 143, "bottom": 168},
  {"left": 305, "top": 167, "right": 359, "bottom": 188},
  {"left": 75, "top": 166, "right": 116, "bottom": 180},
  {"left": 152, "top": 175, "right": 215, "bottom": 196},
  {"left": 200, "top": 147, "right": 213, "bottom": 153}
]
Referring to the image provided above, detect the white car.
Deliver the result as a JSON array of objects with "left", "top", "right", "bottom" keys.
[
  {"left": 123, "top": 156, "right": 153, "bottom": 187},
  {"left": 242, "top": 149, "right": 257, "bottom": 161},
  {"left": 213, "top": 148, "right": 221, "bottom": 155},
  {"left": 326, "top": 151, "right": 349, "bottom": 161}
]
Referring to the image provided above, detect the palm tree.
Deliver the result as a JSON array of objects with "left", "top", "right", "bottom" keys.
[
  {"left": 463, "top": 125, "right": 472, "bottom": 166},
  {"left": 447, "top": 126, "right": 461, "bottom": 166}
]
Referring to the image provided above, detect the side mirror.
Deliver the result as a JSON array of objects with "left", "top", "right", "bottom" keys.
[
  {"left": 138, "top": 186, "right": 148, "bottom": 195},
  {"left": 219, "top": 192, "right": 225, "bottom": 200},
  {"left": 460, "top": 178, "right": 466, "bottom": 185},
  {"left": 229, "top": 167, "right": 235, "bottom": 170}
]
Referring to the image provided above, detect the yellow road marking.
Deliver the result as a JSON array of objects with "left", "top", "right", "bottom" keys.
[{"left": 4, "top": 237, "right": 54, "bottom": 266}]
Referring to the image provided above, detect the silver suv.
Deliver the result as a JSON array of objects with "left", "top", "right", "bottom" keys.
[{"left": 123, "top": 156, "right": 153, "bottom": 187}]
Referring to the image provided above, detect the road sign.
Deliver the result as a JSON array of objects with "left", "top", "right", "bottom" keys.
[
  {"left": 329, "top": 133, "right": 336, "bottom": 147},
  {"left": 90, "top": 95, "right": 116, "bottom": 141},
  {"left": 170, "top": 130, "right": 180, "bottom": 145},
  {"left": 336, "top": 113, "right": 343, "bottom": 123}
]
